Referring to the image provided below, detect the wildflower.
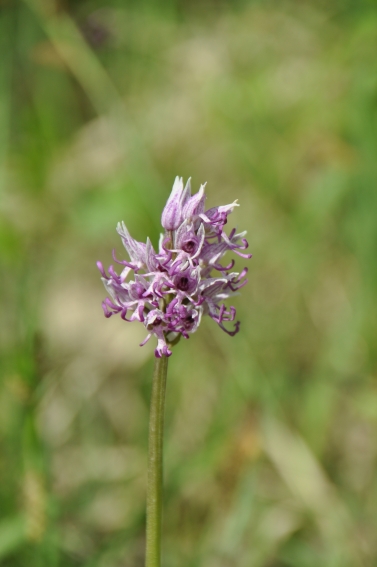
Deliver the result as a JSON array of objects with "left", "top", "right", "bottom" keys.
[{"left": 97, "top": 176, "right": 251, "bottom": 358}]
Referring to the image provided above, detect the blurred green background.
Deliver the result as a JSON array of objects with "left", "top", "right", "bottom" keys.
[{"left": 1, "top": 0, "right": 377, "bottom": 565}]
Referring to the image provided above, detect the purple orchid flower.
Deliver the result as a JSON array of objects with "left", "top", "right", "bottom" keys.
[{"left": 97, "top": 177, "right": 251, "bottom": 358}]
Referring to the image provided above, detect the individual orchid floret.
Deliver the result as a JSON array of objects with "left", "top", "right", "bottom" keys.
[
  {"left": 98, "top": 177, "right": 251, "bottom": 357},
  {"left": 116, "top": 221, "right": 147, "bottom": 271},
  {"left": 199, "top": 200, "right": 239, "bottom": 236}
]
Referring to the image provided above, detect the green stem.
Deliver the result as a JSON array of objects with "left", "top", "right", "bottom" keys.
[{"left": 145, "top": 354, "right": 169, "bottom": 567}]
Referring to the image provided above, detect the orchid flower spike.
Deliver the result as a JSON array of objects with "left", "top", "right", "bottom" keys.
[{"left": 97, "top": 177, "right": 251, "bottom": 357}]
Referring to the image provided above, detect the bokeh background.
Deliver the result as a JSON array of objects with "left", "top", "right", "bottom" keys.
[{"left": 1, "top": 0, "right": 377, "bottom": 565}]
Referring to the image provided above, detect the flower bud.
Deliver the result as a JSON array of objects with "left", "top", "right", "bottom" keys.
[{"left": 161, "top": 177, "right": 192, "bottom": 230}]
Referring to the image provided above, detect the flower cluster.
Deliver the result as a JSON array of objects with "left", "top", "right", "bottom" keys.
[{"left": 97, "top": 177, "right": 251, "bottom": 357}]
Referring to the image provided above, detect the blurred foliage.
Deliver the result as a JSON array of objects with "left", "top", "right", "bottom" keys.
[{"left": 1, "top": 0, "right": 377, "bottom": 565}]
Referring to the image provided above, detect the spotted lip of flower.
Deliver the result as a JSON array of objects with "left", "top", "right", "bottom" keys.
[{"left": 98, "top": 177, "right": 252, "bottom": 357}]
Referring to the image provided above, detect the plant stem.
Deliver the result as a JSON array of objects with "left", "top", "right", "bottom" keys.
[{"left": 145, "top": 354, "right": 169, "bottom": 567}]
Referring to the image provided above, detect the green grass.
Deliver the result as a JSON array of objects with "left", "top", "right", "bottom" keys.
[{"left": 1, "top": 1, "right": 377, "bottom": 565}]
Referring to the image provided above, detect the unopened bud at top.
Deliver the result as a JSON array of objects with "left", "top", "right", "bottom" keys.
[{"left": 161, "top": 176, "right": 191, "bottom": 230}]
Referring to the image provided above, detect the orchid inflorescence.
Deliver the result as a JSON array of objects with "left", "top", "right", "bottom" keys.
[{"left": 97, "top": 177, "right": 251, "bottom": 357}]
